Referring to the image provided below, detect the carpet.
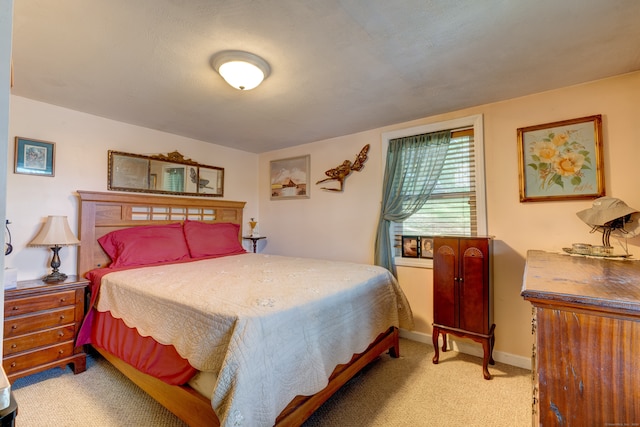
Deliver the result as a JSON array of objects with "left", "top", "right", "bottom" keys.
[{"left": 12, "top": 339, "right": 531, "bottom": 426}]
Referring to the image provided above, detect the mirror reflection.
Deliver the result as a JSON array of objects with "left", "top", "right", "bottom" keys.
[{"left": 108, "top": 150, "right": 224, "bottom": 197}]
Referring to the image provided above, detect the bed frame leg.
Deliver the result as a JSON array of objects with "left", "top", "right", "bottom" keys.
[{"left": 388, "top": 327, "right": 400, "bottom": 358}]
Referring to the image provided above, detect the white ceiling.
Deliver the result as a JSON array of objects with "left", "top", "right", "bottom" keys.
[{"left": 11, "top": 0, "right": 640, "bottom": 153}]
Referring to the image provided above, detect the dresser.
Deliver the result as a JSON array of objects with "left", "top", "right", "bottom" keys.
[
  {"left": 3, "top": 276, "right": 88, "bottom": 383},
  {"left": 431, "top": 236, "right": 495, "bottom": 379},
  {"left": 521, "top": 250, "right": 640, "bottom": 426}
]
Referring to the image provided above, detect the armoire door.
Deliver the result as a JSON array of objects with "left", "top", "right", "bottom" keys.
[
  {"left": 433, "top": 237, "right": 459, "bottom": 328},
  {"left": 458, "top": 238, "right": 490, "bottom": 334}
]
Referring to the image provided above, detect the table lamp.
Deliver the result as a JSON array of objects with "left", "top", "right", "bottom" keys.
[{"left": 29, "top": 215, "right": 80, "bottom": 282}]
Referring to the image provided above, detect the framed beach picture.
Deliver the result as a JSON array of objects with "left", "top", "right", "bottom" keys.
[
  {"left": 270, "top": 155, "right": 310, "bottom": 200},
  {"left": 14, "top": 137, "right": 56, "bottom": 177},
  {"left": 401, "top": 236, "right": 419, "bottom": 258},
  {"left": 517, "top": 115, "right": 604, "bottom": 202}
]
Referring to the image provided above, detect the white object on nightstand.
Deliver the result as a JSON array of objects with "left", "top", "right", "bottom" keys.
[
  {"left": 3, "top": 268, "right": 16, "bottom": 290},
  {"left": 0, "top": 368, "right": 10, "bottom": 410}
]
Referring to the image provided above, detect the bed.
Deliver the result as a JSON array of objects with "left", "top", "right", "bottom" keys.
[{"left": 76, "top": 190, "right": 413, "bottom": 426}]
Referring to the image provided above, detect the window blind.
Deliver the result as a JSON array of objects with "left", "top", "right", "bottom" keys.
[{"left": 394, "top": 128, "right": 476, "bottom": 252}]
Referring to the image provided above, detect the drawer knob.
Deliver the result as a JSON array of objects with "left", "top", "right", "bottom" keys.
[
  {"left": 59, "top": 315, "right": 65, "bottom": 320},
  {"left": 11, "top": 325, "right": 17, "bottom": 330},
  {"left": 60, "top": 298, "right": 66, "bottom": 303},
  {"left": 58, "top": 350, "right": 64, "bottom": 355},
  {"left": 10, "top": 362, "right": 15, "bottom": 368},
  {"left": 58, "top": 331, "right": 64, "bottom": 337},
  {"left": 12, "top": 306, "right": 18, "bottom": 311},
  {"left": 10, "top": 344, "right": 16, "bottom": 349}
]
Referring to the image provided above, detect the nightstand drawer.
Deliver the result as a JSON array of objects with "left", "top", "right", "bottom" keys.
[
  {"left": 3, "top": 342, "right": 75, "bottom": 375},
  {"left": 3, "top": 306, "right": 76, "bottom": 338},
  {"left": 4, "top": 290, "right": 76, "bottom": 317},
  {"left": 3, "top": 325, "right": 76, "bottom": 356}
]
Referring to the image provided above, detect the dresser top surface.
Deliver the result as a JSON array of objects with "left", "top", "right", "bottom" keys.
[
  {"left": 5, "top": 275, "right": 89, "bottom": 298},
  {"left": 522, "top": 250, "right": 640, "bottom": 312}
]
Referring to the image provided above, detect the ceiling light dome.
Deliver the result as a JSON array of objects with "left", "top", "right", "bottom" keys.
[{"left": 211, "top": 50, "right": 271, "bottom": 91}]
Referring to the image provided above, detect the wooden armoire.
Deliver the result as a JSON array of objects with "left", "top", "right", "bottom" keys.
[{"left": 431, "top": 236, "right": 495, "bottom": 379}]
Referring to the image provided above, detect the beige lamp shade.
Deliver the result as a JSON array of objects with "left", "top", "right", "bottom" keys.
[{"left": 29, "top": 216, "right": 80, "bottom": 247}]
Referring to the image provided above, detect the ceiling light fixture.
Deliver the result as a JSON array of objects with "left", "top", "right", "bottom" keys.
[{"left": 211, "top": 50, "right": 271, "bottom": 91}]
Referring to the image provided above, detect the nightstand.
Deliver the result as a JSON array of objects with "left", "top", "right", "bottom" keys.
[
  {"left": 243, "top": 236, "right": 266, "bottom": 253},
  {"left": 3, "top": 275, "right": 89, "bottom": 383}
]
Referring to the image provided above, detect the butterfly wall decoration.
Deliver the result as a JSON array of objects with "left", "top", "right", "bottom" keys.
[{"left": 316, "top": 144, "right": 370, "bottom": 192}]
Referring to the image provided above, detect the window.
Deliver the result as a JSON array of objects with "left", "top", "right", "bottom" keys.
[
  {"left": 381, "top": 115, "right": 487, "bottom": 266},
  {"left": 397, "top": 128, "right": 475, "bottom": 236}
]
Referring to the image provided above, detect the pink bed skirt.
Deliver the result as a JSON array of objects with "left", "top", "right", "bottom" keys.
[{"left": 91, "top": 310, "right": 198, "bottom": 385}]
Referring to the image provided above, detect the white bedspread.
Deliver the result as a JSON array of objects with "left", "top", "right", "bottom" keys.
[{"left": 95, "top": 253, "right": 413, "bottom": 427}]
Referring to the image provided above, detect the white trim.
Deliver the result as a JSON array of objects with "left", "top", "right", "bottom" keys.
[
  {"left": 471, "top": 115, "right": 488, "bottom": 236},
  {"left": 382, "top": 114, "right": 483, "bottom": 146},
  {"left": 394, "top": 257, "right": 433, "bottom": 269},
  {"left": 399, "top": 328, "right": 532, "bottom": 371}
]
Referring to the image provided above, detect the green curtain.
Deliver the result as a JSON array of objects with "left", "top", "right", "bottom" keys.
[
  {"left": 165, "top": 168, "right": 185, "bottom": 192},
  {"left": 374, "top": 131, "right": 451, "bottom": 276}
]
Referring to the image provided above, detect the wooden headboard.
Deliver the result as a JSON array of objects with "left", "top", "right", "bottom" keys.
[{"left": 77, "top": 191, "right": 246, "bottom": 277}]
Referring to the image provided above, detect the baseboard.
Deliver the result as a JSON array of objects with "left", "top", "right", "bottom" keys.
[{"left": 399, "top": 329, "right": 531, "bottom": 371}]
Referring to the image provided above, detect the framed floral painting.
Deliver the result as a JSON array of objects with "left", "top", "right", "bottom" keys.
[{"left": 517, "top": 115, "right": 604, "bottom": 202}]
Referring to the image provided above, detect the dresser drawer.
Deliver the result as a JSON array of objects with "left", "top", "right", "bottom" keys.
[
  {"left": 5, "top": 290, "right": 76, "bottom": 318},
  {"left": 3, "top": 306, "right": 76, "bottom": 338},
  {"left": 3, "top": 341, "right": 75, "bottom": 375},
  {"left": 3, "top": 325, "right": 76, "bottom": 356}
]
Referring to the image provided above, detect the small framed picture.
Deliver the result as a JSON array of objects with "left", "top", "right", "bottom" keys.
[
  {"left": 14, "top": 137, "right": 55, "bottom": 177},
  {"left": 401, "top": 236, "right": 419, "bottom": 258},
  {"left": 270, "top": 155, "right": 310, "bottom": 200},
  {"left": 420, "top": 237, "right": 434, "bottom": 259}
]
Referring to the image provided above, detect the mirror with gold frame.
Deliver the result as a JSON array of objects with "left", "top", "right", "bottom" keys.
[{"left": 108, "top": 150, "right": 224, "bottom": 197}]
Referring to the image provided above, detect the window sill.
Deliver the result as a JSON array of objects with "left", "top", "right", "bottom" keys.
[{"left": 395, "top": 257, "right": 433, "bottom": 269}]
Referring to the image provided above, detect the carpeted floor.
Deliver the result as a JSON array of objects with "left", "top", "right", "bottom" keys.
[{"left": 11, "top": 339, "right": 531, "bottom": 426}]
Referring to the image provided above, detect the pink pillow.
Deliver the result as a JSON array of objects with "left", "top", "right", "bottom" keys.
[
  {"left": 183, "top": 220, "right": 245, "bottom": 258},
  {"left": 98, "top": 223, "right": 191, "bottom": 268}
]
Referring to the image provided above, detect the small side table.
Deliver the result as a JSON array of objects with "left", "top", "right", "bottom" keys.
[{"left": 243, "top": 236, "right": 266, "bottom": 253}]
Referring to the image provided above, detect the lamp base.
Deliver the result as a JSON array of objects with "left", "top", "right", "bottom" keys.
[
  {"left": 42, "top": 271, "right": 68, "bottom": 283},
  {"left": 42, "top": 245, "right": 67, "bottom": 282}
]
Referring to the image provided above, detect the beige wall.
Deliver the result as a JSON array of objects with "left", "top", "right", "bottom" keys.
[
  {"left": 6, "top": 71, "right": 640, "bottom": 367},
  {"left": 6, "top": 96, "right": 259, "bottom": 280},
  {"left": 259, "top": 71, "right": 640, "bottom": 366}
]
